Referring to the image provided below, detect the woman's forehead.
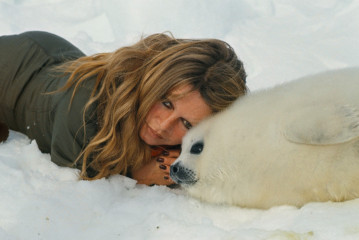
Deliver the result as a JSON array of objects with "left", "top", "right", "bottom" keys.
[{"left": 167, "top": 84, "right": 194, "bottom": 100}]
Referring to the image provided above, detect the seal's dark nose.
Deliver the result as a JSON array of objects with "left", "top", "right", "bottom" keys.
[
  {"left": 171, "top": 163, "right": 180, "bottom": 173},
  {"left": 170, "top": 162, "right": 197, "bottom": 185}
]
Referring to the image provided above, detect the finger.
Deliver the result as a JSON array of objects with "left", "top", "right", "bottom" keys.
[
  {"left": 161, "top": 149, "right": 180, "bottom": 158},
  {"left": 159, "top": 164, "right": 170, "bottom": 174},
  {"left": 156, "top": 157, "right": 176, "bottom": 166},
  {"left": 164, "top": 174, "right": 175, "bottom": 184},
  {"left": 154, "top": 173, "right": 174, "bottom": 186}
]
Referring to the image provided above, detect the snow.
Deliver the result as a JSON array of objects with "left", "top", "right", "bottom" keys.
[{"left": 1, "top": 0, "right": 359, "bottom": 239}]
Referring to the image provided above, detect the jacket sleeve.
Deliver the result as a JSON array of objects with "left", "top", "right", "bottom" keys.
[{"left": 50, "top": 82, "right": 98, "bottom": 170}]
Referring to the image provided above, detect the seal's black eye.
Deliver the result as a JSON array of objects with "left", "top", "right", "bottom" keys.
[{"left": 190, "top": 142, "right": 204, "bottom": 154}]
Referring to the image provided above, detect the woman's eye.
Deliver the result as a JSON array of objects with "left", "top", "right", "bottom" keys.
[
  {"left": 182, "top": 119, "right": 192, "bottom": 130},
  {"left": 162, "top": 101, "right": 173, "bottom": 109}
]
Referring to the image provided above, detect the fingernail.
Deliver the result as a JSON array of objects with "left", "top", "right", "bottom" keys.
[
  {"left": 162, "top": 151, "right": 169, "bottom": 156},
  {"left": 164, "top": 176, "right": 169, "bottom": 180},
  {"left": 159, "top": 165, "right": 166, "bottom": 170},
  {"left": 156, "top": 158, "right": 164, "bottom": 163}
]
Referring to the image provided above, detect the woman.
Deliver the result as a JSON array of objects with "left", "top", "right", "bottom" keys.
[{"left": 0, "top": 31, "right": 247, "bottom": 185}]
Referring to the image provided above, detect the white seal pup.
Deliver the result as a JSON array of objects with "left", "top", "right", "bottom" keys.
[{"left": 170, "top": 67, "right": 359, "bottom": 209}]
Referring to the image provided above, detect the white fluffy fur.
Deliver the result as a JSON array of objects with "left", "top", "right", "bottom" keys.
[{"left": 173, "top": 67, "right": 359, "bottom": 209}]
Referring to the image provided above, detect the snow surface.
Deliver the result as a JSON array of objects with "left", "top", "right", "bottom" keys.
[{"left": 1, "top": 0, "right": 359, "bottom": 239}]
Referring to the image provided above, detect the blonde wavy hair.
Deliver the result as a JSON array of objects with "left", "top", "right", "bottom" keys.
[{"left": 58, "top": 33, "right": 247, "bottom": 180}]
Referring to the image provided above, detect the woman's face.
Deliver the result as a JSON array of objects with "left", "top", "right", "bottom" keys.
[{"left": 140, "top": 85, "right": 212, "bottom": 146}]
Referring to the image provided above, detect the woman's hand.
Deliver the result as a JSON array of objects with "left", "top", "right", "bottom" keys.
[{"left": 131, "top": 148, "right": 180, "bottom": 186}]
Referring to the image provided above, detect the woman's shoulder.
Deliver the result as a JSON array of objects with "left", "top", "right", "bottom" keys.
[{"left": 20, "top": 31, "right": 85, "bottom": 61}]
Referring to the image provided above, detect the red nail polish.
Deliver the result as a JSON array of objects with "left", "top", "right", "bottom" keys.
[{"left": 159, "top": 165, "right": 166, "bottom": 170}]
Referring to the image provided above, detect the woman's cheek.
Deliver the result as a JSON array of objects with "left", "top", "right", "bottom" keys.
[{"left": 170, "top": 128, "right": 186, "bottom": 145}]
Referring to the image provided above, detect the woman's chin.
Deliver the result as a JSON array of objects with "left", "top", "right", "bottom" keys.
[{"left": 141, "top": 134, "right": 161, "bottom": 146}]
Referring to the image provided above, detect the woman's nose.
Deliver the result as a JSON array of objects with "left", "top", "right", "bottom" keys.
[{"left": 159, "top": 115, "right": 176, "bottom": 134}]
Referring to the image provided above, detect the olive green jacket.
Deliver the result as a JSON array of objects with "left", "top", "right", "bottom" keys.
[{"left": 0, "top": 31, "right": 98, "bottom": 170}]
